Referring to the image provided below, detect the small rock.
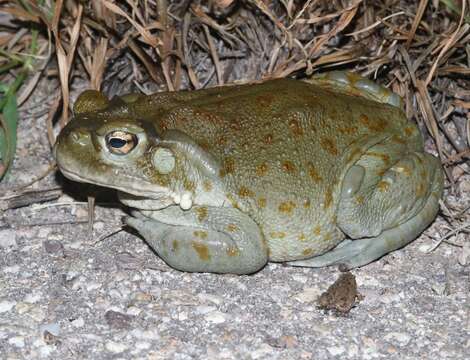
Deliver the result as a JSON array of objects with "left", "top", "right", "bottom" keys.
[
  {"left": 196, "top": 305, "right": 217, "bottom": 315},
  {"left": 251, "top": 343, "right": 274, "bottom": 359},
  {"left": 0, "top": 229, "right": 17, "bottom": 248},
  {"left": 458, "top": 237, "right": 470, "bottom": 266},
  {"left": 126, "top": 306, "right": 141, "bottom": 316},
  {"left": 8, "top": 336, "right": 25, "bottom": 348},
  {"left": 71, "top": 317, "right": 85, "bottom": 327},
  {"left": 278, "top": 335, "right": 298, "bottom": 348},
  {"left": 197, "top": 293, "right": 223, "bottom": 305},
  {"left": 85, "top": 282, "right": 102, "bottom": 292},
  {"left": 29, "top": 307, "right": 46, "bottom": 322},
  {"left": 133, "top": 292, "right": 154, "bottom": 303},
  {"left": 43, "top": 239, "right": 65, "bottom": 256},
  {"left": 328, "top": 345, "right": 345, "bottom": 356},
  {"left": 136, "top": 342, "right": 151, "bottom": 350},
  {"left": 294, "top": 287, "right": 320, "bottom": 303},
  {"left": 39, "top": 323, "right": 60, "bottom": 336},
  {"left": 24, "top": 292, "right": 42, "bottom": 303},
  {"left": 0, "top": 301, "right": 15, "bottom": 313},
  {"left": 105, "top": 341, "right": 128, "bottom": 353},
  {"left": 94, "top": 221, "right": 105, "bottom": 231},
  {"left": 105, "top": 310, "right": 133, "bottom": 329},
  {"left": 15, "top": 302, "right": 32, "bottom": 314},
  {"left": 116, "top": 252, "right": 142, "bottom": 270},
  {"left": 384, "top": 332, "right": 411, "bottom": 346},
  {"left": 3, "top": 265, "right": 20, "bottom": 273},
  {"left": 43, "top": 331, "right": 61, "bottom": 345},
  {"left": 205, "top": 311, "right": 226, "bottom": 324}
]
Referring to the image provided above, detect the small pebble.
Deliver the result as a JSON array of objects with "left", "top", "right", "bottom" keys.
[
  {"left": 0, "top": 301, "right": 15, "bottom": 313},
  {"left": 328, "top": 345, "right": 345, "bottom": 356},
  {"left": 384, "top": 332, "right": 411, "bottom": 346},
  {"left": 294, "top": 287, "right": 321, "bottom": 303},
  {"left": 205, "top": 311, "right": 226, "bottom": 324},
  {"left": 105, "top": 341, "right": 128, "bottom": 353},
  {"left": 15, "top": 302, "right": 32, "bottom": 314},
  {"left": 0, "top": 229, "right": 17, "bottom": 248},
  {"left": 251, "top": 343, "right": 274, "bottom": 359},
  {"left": 105, "top": 310, "right": 133, "bottom": 329},
  {"left": 71, "top": 317, "right": 85, "bottom": 327},
  {"left": 197, "top": 293, "right": 223, "bottom": 305},
  {"left": 43, "top": 239, "right": 65, "bottom": 256},
  {"left": 8, "top": 336, "right": 25, "bottom": 348},
  {"left": 39, "top": 323, "right": 60, "bottom": 337}
]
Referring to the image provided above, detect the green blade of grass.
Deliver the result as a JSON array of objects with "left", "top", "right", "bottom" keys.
[{"left": 0, "top": 91, "right": 18, "bottom": 180}]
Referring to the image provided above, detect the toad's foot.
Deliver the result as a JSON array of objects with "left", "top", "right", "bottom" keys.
[{"left": 126, "top": 206, "right": 268, "bottom": 274}]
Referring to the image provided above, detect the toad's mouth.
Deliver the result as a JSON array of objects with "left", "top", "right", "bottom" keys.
[{"left": 57, "top": 164, "right": 169, "bottom": 200}]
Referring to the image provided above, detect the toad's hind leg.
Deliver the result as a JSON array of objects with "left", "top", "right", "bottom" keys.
[{"left": 288, "top": 151, "right": 443, "bottom": 269}]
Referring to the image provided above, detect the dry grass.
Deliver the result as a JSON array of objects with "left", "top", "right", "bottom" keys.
[{"left": 1, "top": 0, "right": 469, "bottom": 250}]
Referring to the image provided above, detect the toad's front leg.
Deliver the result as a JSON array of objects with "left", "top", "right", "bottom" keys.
[{"left": 126, "top": 206, "right": 268, "bottom": 274}]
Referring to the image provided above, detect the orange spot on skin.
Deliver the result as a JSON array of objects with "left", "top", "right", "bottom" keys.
[
  {"left": 367, "top": 152, "right": 391, "bottom": 164},
  {"left": 192, "top": 241, "right": 210, "bottom": 261},
  {"left": 377, "top": 180, "right": 390, "bottom": 192},
  {"left": 196, "top": 207, "right": 208, "bottom": 222},
  {"left": 338, "top": 126, "right": 358, "bottom": 135},
  {"left": 313, "top": 225, "right": 321, "bottom": 236},
  {"left": 193, "top": 230, "right": 208, "bottom": 239},
  {"left": 217, "top": 136, "right": 227, "bottom": 146},
  {"left": 391, "top": 135, "right": 406, "bottom": 145},
  {"left": 257, "top": 197, "right": 267, "bottom": 208},
  {"left": 416, "top": 183, "right": 426, "bottom": 197},
  {"left": 198, "top": 140, "right": 211, "bottom": 151},
  {"left": 278, "top": 201, "right": 297, "bottom": 215},
  {"left": 347, "top": 147, "right": 363, "bottom": 163},
  {"left": 227, "top": 247, "right": 240, "bottom": 257},
  {"left": 226, "top": 224, "right": 238, "bottom": 232},
  {"left": 302, "top": 248, "right": 313, "bottom": 256},
  {"left": 239, "top": 186, "right": 255, "bottom": 198},
  {"left": 298, "top": 233, "right": 306, "bottom": 242},
  {"left": 270, "top": 231, "right": 286, "bottom": 239},
  {"left": 184, "top": 179, "right": 196, "bottom": 191},
  {"left": 282, "top": 161, "right": 297, "bottom": 174},
  {"left": 229, "top": 120, "right": 242, "bottom": 131},
  {"left": 307, "top": 162, "right": 323, "bottom": 183},
  {"left": 263, "top": 134, "right": 274, "bottom": 145},
  {"left": 220, "top": 157, "right": 235, "bottom": 177},
  {"left": 320, "top": 137, "right": 339, "bottom": 156},
  {"left": 324, "top": 188, "right": 333, "bottom": 209},
  {"left": 256, "top": 94, "right": 275, "bottom": 106},
  {"left": 355, "top": 195, "right": 364, "bottom": 204},
  {"left": 404, "top": 126, "right": 415, "bottom": 137},
  {"left": 288, "top": 119, "right": 304, "bottom": 136},
  {"left": 359, "top": 114, "right": 388, "bottom": 132},
  {"left": 256, "top": 162, "right": 269, "bottom": 176},
  {"left": 203, "top": 180, "right": 213, "bottom": 192}
]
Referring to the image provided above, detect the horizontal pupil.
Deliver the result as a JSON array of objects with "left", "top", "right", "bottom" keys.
[{"left": 109, "top": 138, "right": 127, "bottom": 148}]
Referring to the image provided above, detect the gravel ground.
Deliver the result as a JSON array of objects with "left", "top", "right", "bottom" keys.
[{"left": 0, "top": 81, "right": 469, "bottom": 360}]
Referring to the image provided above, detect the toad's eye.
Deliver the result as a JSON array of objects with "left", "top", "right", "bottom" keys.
[{"left": 105, "top": 131, "right": 138, "bottom": 155}]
